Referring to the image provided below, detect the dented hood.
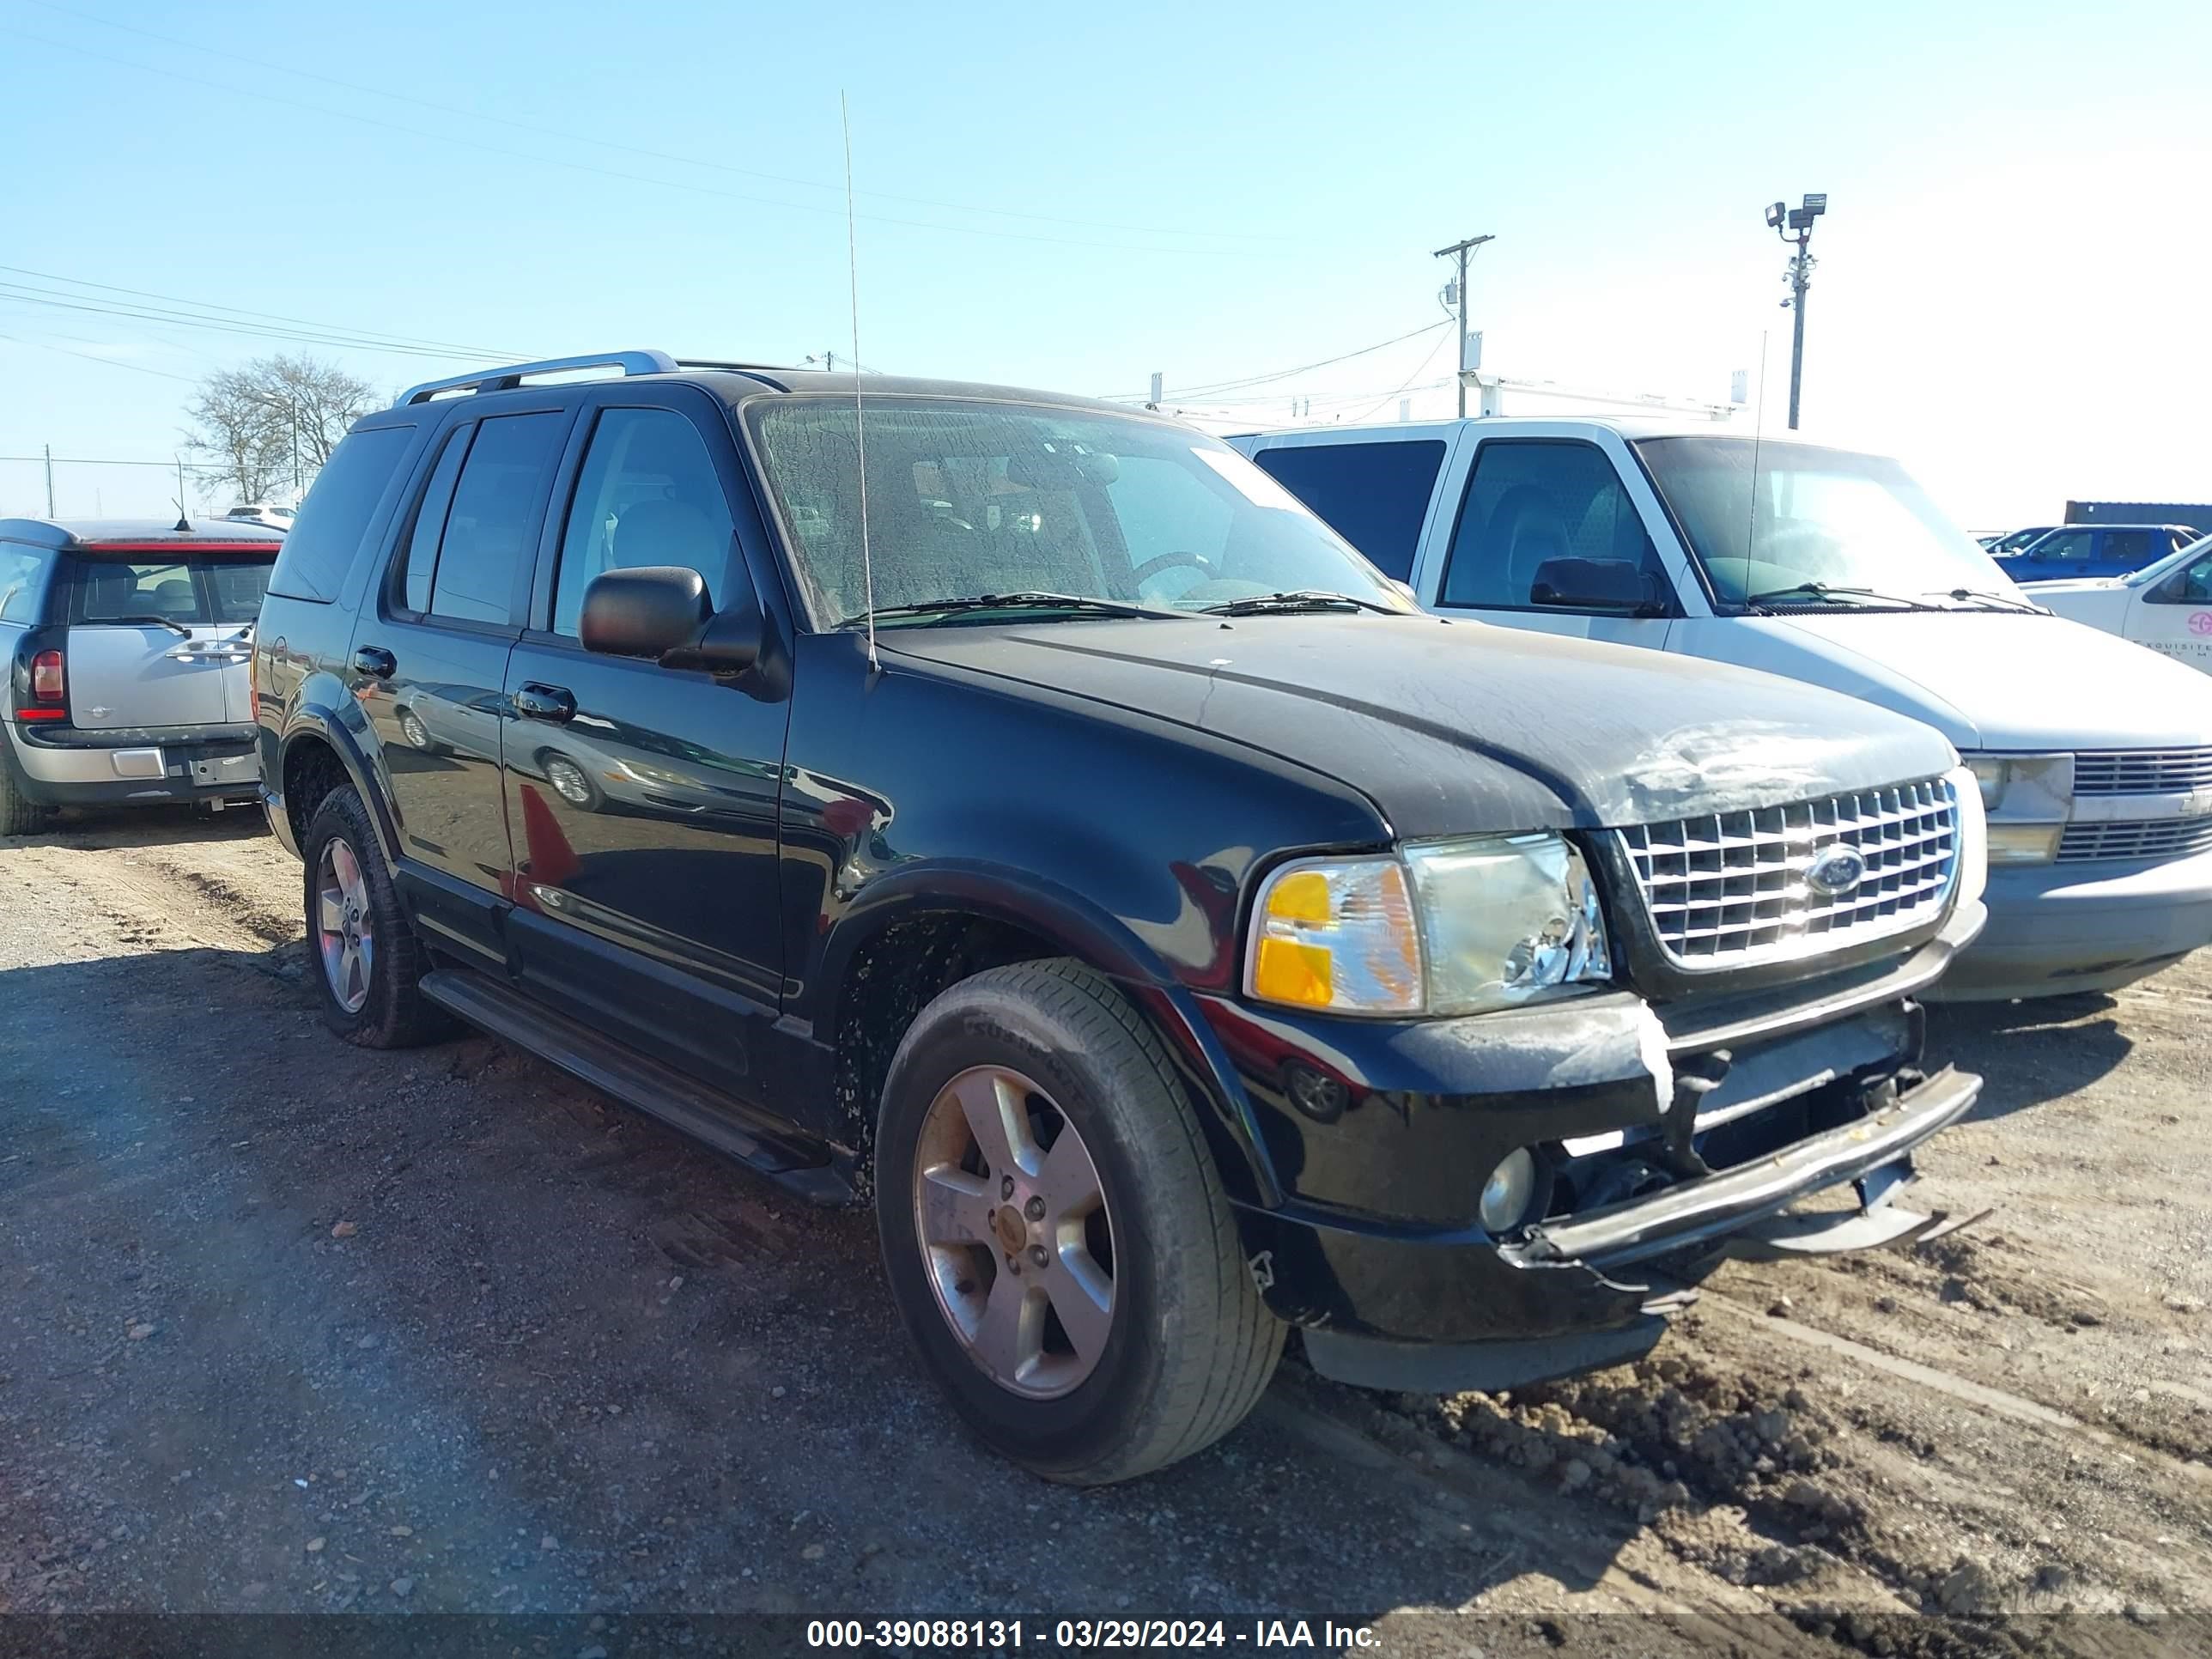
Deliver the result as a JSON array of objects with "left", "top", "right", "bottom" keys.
[{"left": 886, "top": 614, "right": 1955, "bottom": 838}]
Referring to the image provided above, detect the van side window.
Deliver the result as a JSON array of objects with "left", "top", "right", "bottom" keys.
[
  {"left": 1439, "top": 441, "right": 1664, "bottom": 609},
  {"left": 1251, "top": 441, "right": 1445, "bottom": 581},
  {"left": 268, "top": 424, "right": 414, "bottom": 603},
  {"left": 552, "top": 408, "right": 738, "bottom": 637}
]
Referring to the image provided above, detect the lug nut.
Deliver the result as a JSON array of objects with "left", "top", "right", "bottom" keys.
[
  {"left": 1006, "top": 1255, "right": 1020, "bottom": 1275},
  {"left": 1029, "top": 1245, "right": 1048, "bottom": 1268},
  {"left": 1000, "top": 1176, "right": 1015, "bottom": 1200},
  {"left": 1024, "top": 1196, "right": 1046, "bottom": 1221}
]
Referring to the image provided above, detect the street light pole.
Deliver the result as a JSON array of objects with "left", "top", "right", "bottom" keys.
[
  {"left": 1432, "top": 233, "right": 1494, "bottom": 418},
  {"left": 1765, "top": 194, "right": 1826, "bottom": 430}
]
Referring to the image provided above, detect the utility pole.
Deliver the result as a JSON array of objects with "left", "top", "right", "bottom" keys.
[
  {"left": 44, "top": 444, "right": 54, "bottom": 516},
  {"left": 1765, "top": 195, "right": 1827, "bottom": 429},
  {"left": 1431, "top": 233, "right": 1494, "bottom": 418}
]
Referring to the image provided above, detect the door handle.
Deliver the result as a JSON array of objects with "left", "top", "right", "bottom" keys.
[
  {"left": 352, "top": 645, "right": 397, "bottom": 679},
  {"left": 514, "top": 683, "right": 576, "bottom": 723}
]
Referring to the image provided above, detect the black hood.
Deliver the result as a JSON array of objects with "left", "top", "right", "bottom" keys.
[{"left": 885, "top": 613, "right": 1957, "bottom": 838}]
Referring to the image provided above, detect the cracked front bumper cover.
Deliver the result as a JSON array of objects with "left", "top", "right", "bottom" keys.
[{"left": 1510, "top": 1064, "right": 1981, "bottom": 1272}]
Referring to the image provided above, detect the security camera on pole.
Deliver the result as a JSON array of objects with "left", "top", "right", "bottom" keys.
[{"left": 1765, "top": 194, "right": 1826, "bottom": 429}]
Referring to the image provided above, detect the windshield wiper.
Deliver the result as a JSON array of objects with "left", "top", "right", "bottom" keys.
[
  {"left": 1927, "top": 586, "right": 2048, "bottom": 615},
  {"left": 1745, "top": 581, "right": 1943, "bottom": 613},
  {"left": 852, "top": 592, "right": 1184, "bottom": 624},
  {"left": 1199, "top": 589, "right": 1400, "bottom": 616},
  {"left": 106, "top": 613, "right": 195, "bottom": 636}
]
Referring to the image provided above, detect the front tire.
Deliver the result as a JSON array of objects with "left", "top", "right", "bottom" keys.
[
  {"left": 301, "top": 787, "right": 447, "bottom": 1048},
  {"left": 874, "top": 959, "right": 1283, "bottom": 1485}
]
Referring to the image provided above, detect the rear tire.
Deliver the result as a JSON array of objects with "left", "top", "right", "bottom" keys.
[
  {"left": 301, "top": 786, "right": 448, "bottom": 1048},
  {"left": 0, "top": 736, "right": 53, "bottom": 836},
  {"left": 874, "top": 958, "right": 1283, "bottom": 1485}
]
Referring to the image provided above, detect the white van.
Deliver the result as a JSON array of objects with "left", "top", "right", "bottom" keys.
[
  {"left": 2033, "top": 533, "right": 2212, "bottom": 672},
  {"left": 1229, "top": 418, "right": 2212, "bottom": 1000}
]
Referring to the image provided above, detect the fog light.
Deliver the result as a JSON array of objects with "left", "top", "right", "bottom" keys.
[{"left": 1479, "top": 1148, "right": 1537, "bottom": 1232}]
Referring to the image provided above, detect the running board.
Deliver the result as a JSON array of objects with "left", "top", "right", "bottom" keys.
[{"left": 419, "top": 969, "right": 851, "bottom": 1206}]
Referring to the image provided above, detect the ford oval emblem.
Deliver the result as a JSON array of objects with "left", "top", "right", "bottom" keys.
[{"left": 1805, "top": 845, "right": 1868, "bottom": 898}]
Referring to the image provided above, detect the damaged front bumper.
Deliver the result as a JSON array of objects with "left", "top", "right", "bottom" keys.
[{"left": 1207, "top": 899, "right": 1986, "bottom": 1394}]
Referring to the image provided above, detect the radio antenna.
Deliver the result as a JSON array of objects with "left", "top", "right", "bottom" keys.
[{"left": 842, "top": 92, "right": 878, "bottom": 672}]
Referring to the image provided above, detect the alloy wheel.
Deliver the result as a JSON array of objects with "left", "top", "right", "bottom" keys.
[
  {"left": 544, "top": 756, "right": 594, "bottom": 807},
  {"left": 911, "top": 1065, "right": 1116, "bottom": 1399},
  {"left": 315, "top": 836, "right": 374, "bottom": 1014}
]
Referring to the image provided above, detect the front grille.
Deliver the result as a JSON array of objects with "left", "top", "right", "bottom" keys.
[
  {"left": 1619, "top": 777, "right": 1960, "bottom": 969},
  {"left": 2058, "top": 817, "right": 2212, "bottom": 863},
  {"left": 2072, "top": 747, "right": 2212, "bottom": 796}
]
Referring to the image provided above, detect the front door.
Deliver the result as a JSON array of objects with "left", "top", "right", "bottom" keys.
[
  {"left": 2016, "top": 527, "right": 2098, "bottom": 580},
  {"left": 1425, "top": 436, "right": 1677, "bottom": 653},
  {"left": 350, "top": 406, "right": 574, "bottom": 968},
  {"left": 2131, "top": 548, "right": 2212, "bottom": 674},
  {"left": 501, "top": 390, "right": 791, "bottom": 1097}
]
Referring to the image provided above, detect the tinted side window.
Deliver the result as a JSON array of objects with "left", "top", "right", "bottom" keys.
[
  {"left": 401, "top": 427, "right": 471, "bottom": 614},
  {"left": 1252, "top": 441, "right": 1445, "bottom": 581},
  {"left": 267, "top": 424, "right": 415, "bottom": 602},
  {"left": 429, "top": 411, "right": 567, "bottom": 624},
  {"left": 2027, "top": 530, "right": 2092, "bottom": 561},
  {"left": 552, "top": 408, "right": 738, "bottom": 637},
  {"left": 2102, "top": 530, "right": 2154, "bottom": 568},
  {"left": 1440, "top": 441, "right": 1663, "bottom": 609},
  {"left": 0, "top": 544, "right": 55, "bottom": 623}
]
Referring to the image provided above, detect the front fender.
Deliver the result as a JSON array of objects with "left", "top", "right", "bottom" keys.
[{"left": 820, "top": 860, "right": 1284, "bottom": 1209}]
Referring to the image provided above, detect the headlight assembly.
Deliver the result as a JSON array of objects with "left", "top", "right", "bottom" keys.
[
  {"left": 1962, "top": 752, "right": 2070, "bottom": 865},
  {"left": 1246, "top": 833, "right": 1612, "bottom": 1018}
]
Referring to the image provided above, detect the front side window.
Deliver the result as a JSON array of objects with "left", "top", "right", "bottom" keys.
[
  {"left": 2149, "top": 550, "right": 2212, "bottom": 605},
  {"left": 1634, "top": 437, "right": 2014, "bottom": 610},
  {"left": 1252, "top": 440, "right": 1447, "bottom": 582},
  {"left": 411, "top": 411, "right": 567, "bottom": 626},
  {"left": 553, "top": 408, "right": 737, "bottom": 636},
  {"left": 2026, "top": 529, "right": 2093, "bottom": 562},
  {"left": 746, "top": 398, "right": 1406, "bottom": 626},
  {"left": 1439, "top": 441, "right": 1664, "bottom": 610}
]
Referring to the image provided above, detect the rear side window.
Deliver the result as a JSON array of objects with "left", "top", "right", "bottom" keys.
[
  {"left": 1440, "top": 440, "right": 1663, "bottom": 609},
  {"left": 423, "top": 412, "right": 567, "bottom": 625},
  {"left": 269, "top": 425, "right": 415, "bottom": 602},
  {"left": 69, "top": 556, "right": 274, "bottom": 624},
  {"left": 2102, "top": 530, "right": 2154, "bottom": 568},
  {"left": 1251, "top": 441, "right": 1445, "bottom": 581},
  {"left": 0, "top": 544, "right": 55, "bottom": 623}
]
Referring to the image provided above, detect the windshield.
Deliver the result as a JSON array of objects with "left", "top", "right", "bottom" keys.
[
  {"left": 1634, "top": 437, "right": 2015, "bottom": 611},
  {"left": 747, "top": 398, "right": 1409, "bottom": 626}
]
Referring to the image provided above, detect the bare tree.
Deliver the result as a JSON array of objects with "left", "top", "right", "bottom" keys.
[{"left": 184, "top": 354, "right": 377, "bottom": 502}]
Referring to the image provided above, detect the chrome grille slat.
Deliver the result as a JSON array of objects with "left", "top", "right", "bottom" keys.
[
  {"left": 1619, "top": 777, "right": 1960, "bottom": 969},
  {"left": 2058, "top": 817, "right": 2212, "bottom": 863},
  {"left": 2072, "top": 747, "right": 2212, "bottom": 797}
]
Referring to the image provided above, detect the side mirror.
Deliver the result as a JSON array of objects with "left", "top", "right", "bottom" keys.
[
  {"left": 1528, "top": 556, "right": 1663, "bottom": 616},
  {"left": 580, "top": 567, "right": 711, "bottom": 659},
  {"left": 1387, "top": 578, "right": 1419, "bottom": 605}
]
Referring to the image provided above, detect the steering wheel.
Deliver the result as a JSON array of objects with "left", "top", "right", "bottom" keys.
[{"left": 1131, "top": 550, "right": 1213, "bottom": 585}]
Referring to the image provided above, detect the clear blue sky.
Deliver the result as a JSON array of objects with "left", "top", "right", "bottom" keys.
[{"left": 3, "top": 0, "right": 2207, "bottom": 525}]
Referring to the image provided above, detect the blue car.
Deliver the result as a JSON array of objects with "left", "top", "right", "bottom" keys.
[{"left": 1998, "top": 522, "right": 2199, "bottom": 581}]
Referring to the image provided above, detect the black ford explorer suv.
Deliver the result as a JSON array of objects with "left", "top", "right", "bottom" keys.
[{"left": 254, "top": 350, "right": 1989, "bottom": 1484}]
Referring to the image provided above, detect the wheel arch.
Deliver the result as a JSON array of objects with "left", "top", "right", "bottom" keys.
[
  {"left": 819, "top": 864, "right": 1281, "bottom": 1211},
  {"left": 276, "top": 707, "right": 398, "bottom": 864}
]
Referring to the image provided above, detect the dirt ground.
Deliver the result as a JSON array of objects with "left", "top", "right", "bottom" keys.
[{"left": 3, "top": 807, "right": 2208, "bottom": 1656}]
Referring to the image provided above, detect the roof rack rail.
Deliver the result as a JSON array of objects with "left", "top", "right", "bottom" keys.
[
  {"left": 675, "top": 357, "right": 798, "bottom": 375},
  {"left": 395, "top": 350, "right": 678, "bottom": 407}
]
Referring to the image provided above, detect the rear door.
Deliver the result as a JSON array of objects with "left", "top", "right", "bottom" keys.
[
  {"left": 2091, "top": 529, "right": 2157, "bottom": 578},
  {"left": 351, "top": 404, "right": 574, "bottom": 968},
  {"left": 63, "top": 549, "right": 269, "bottom": 730},
  {"left": 1423, "top": 434, "right": 1679, "bottom": 651}
]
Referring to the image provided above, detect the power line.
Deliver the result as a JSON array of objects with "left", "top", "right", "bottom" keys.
[
  {"left": 0, "top": 264, "right": 520, "bottom": 358},
  {"left": 0, "top": 285, "right": 514, "bottom": 362},
  {"left": 6, "top": 27, "right": 1261, "bottom": 259},
  {"left": 28, "top": 0, "right": 1288, "bottom": 246},
  {"left": 0, "top": 331, "right": 201, "bottom": 384},
  {"left": 1103, "top": 320, "right": 1451, "bottom": 403}
]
